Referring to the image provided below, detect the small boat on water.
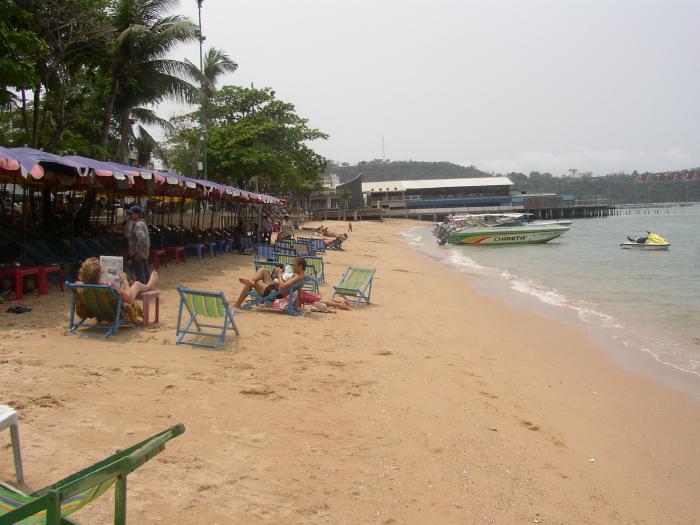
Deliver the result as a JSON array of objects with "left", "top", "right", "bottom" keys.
[
  {"left": 434, "top": 213, "right": 570, "bottom": 246},
  {"left": 620, "top": 232, "right": 670, "bottom": 250}
]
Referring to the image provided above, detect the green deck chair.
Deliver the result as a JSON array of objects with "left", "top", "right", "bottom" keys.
[
  {"left": 0, "top": 424, "right": 185, "bottom": 525},
  {"left": 175, "top": 286, "right": 239, "bottom": 349},
  {"left": 65, "top": 283, "right": 137, "bottom": 339},
  {"left": 267, "top": 255, "right": 320, "bottom": 292},
  {"left": 332, "top": 265, "right": 376, "bottom": 306}
]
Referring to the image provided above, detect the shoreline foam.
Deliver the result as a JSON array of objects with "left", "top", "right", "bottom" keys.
[{"left": 399, "top": 222, "right": 700, "bottom": 403}]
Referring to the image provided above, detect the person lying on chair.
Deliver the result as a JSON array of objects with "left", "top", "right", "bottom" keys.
[
  {"left": 233, "top": 257, "right": 307, "bottom": 308},
  {"left": 324, "top": 233, "right": 348, "bottom": 246},
  {"left": 77, "top": 257, "right": 158, "bottom": 319}
]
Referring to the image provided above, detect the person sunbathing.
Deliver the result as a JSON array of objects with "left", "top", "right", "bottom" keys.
[
  {"left": 233, "top": 258, "right": 354, "bottom": 311},
  {"left": 324, "top": 233, "right": 348, "bottom": 246},
  {"left": 233, "top": 257, "right": 307, "bottom": 308},
  {"left": 78, "top": 257, "right": 158, "bottom": 305}
]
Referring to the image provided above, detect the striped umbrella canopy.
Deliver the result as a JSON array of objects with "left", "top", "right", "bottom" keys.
[{"left": 0, "top": 146, "right": 45, "bottom": 180}]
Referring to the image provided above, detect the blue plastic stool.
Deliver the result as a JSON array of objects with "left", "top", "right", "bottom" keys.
[
  {"left": 185, "top": 243, "right": 205, "bottom": 260},
  {"left": 204, "top": 241, "right": 217, "bottom": 257}
]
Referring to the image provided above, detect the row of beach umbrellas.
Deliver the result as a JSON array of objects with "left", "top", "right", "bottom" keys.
[{"left": 0, "top": 146, "right": 282, "bottom": 205}]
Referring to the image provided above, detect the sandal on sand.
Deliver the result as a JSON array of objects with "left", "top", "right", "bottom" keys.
[
  {"left": 6, "top": 305, "right": 31, "bottom": 314},
  {"left": 311, "top": 302, "right": 334, "bottom": 313}
]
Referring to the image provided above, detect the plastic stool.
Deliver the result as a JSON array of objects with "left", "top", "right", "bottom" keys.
[
  {"left": 165, "top": 246, "right": 186, "bottom": 264},
  {"left": 0, "top": 405, "right": 24, "bottom": 483},
  {"left": 149, "top": 249, "right": 167, "bottom": 270},
  {"left": 139, "top": 291, "right": 160, "bottom": 328},
  {"left": 185, "top": 243, "right": 205, "bottom": 260},
  {"left": 38, "top": 265, "right": 64, "bottom": 294},
  {"left": 204, "top": 241, "right": 217, "bottom": 257}
]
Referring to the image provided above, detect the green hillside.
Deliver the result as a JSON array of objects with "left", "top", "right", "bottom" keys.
[{"left": 330, "top": 160, "right": 490, "bottom": 184}]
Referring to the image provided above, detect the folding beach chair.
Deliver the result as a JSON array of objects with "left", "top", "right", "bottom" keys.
[
  {"left": 176, "top": 287, "right": 240, "bottom": 349},
  {"left": 275, "top": 254, "right": 323, "bottom": 289},
  {"left": 65, "top": 282, "right": 137, "bottom": 339},
  {"left": 325, "top": 235, "right": 347, "bottom": 251},
  {"left": 332, "top": 266, "right": 376, "bottom": 306},
  {"left": 239, "top": 276, "right": 310, "bottom": 316},
  {"left": 0, "top": 424, "right": 185, "bottom": 525},
  {"left": 255, "top": 243, "right": 277, "bottom": 261}
]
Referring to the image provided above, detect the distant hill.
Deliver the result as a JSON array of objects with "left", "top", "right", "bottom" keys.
[{"left": 330, "top": 161, "right": 491, "bottom": 184}]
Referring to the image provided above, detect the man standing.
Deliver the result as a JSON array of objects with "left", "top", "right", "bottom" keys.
[
  {"left": 261, "top": 213, "right": 273, "bottom": 244},
  {"left": 279, "top": 214, "right": 294, "bottom": 241},
  {"left": 127, "top": 205, "right": 151, "bottom": 284}
]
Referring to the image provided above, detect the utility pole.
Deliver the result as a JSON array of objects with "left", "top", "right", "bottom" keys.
[{"left": 197, "top": 0, "right": 208, "bottom": 180}]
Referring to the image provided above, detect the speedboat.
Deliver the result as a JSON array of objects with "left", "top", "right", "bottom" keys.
[
  {"left": 620, "top": 232, "right": 670, "bottom": 250},
  {"left": 435, "top": 213, "right": 569, "bottom": 245}
]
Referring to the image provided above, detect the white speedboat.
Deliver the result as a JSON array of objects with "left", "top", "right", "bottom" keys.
[
  {"left": 435, "top": 213, "right": 569, "bottom": 245},
  {"left": 620, "top": 232, "right": 670, "bottom": 250}
]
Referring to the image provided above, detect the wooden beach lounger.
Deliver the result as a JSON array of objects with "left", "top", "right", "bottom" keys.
[
  {"left": 0, "top": 424, "right": 185, "bottom": 525},
  {"left": 332, "top": 266, "right": 376, "bottom": 306},
  {"left": 65, "top": 283, "right": 138, "bottom": 339},
  {"left": 175, "top": 287, "right": 240, "bottom": 349}
]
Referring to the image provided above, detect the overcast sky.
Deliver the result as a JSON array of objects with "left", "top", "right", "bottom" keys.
[{"left": 160, "top": 0, "right": 700, "bottom": 175}]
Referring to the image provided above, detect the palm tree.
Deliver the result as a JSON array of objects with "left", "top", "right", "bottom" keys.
[
  {"left": 99, "top": 0, "right": 197, "bottom": 161},
  {"left": 184, "top": 47, "right": 238, "bottom": 102},
  {"left": 182, "top": 47, "right": 237, "bottom": 176}
]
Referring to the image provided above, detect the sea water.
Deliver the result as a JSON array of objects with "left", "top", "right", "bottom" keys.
[{"left": 399, "top": 206, "right": 700, "bottom": 399}]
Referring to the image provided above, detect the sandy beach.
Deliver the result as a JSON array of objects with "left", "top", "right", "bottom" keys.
[{"left": 1, "top": 219, "right": 699, "bottom": 524}]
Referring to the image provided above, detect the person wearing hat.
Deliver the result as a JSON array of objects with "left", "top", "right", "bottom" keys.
[
  {"left": 278, "top": 214, "right": 294, "bottom": 241},
  {"left": 127, "top": 205, "right": 151, "bottom": 284}
]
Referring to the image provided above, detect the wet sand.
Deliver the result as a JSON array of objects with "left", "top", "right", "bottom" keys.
[{"left": 1, "top": 219, "right": 699, "bottom": 524}]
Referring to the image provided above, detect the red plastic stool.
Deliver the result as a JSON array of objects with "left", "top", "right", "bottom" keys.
[
  {"left": 149, "top": 249, "right": 167, "bottom": 270},
  {"left": 0, "top": 267, "right": 41, "bottom": 301},
  {"left": 38, "top": 265, "right": 64, "bottom": 294},
  {"left": 165, "top": 246, "right": 186, "bottom": 264}
]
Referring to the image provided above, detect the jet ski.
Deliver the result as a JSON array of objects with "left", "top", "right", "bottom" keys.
[{"left": 620, "top": 232, "right": 670, "bottom": 250}]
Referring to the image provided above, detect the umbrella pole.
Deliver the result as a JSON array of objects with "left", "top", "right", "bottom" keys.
[{"left": 20, "top": 184, "right": 27, "bottom": 265}]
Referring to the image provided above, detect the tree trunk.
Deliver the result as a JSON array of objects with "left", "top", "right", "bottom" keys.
[
  {"left": 191, "top": 135, "right": 204, "bottom": 177},
  {"left": 115, "top": 109, "right": 131, "bottom": 164},
  {"left": 31, "top": 83, "right": 41, "bottom": 148},
  {"left": 21, "top": 90, "right": 29, "bottom": 144},
  {"left": 99, "top": 75, "right": 120, "bottom": 160}
]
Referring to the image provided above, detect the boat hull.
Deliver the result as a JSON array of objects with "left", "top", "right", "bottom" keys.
[
  {"left": 447, "top": 226, "right": 569, "bottom": 245},
  {"left": 620, "top": 242, "right": 670, "bottom": 250}
]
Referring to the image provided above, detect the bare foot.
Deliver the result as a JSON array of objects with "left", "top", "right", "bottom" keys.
[
  {"left": 238, "top": 277, "right": 254, "bottom": 286},
  {"left": 147, "top": 271, "right": 159, "bottom": 288}
]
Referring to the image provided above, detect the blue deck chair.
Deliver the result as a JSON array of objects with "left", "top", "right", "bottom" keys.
[
  {"left": 65, "top": 282, "right": 136, "bottom": 339},
  {"left": 176, "top": 287, "right": 240, "bottom": 349},
  {"left": 273, "top": 243, "right": 296, "bottom": 255},
  {"left": 326, "top": 235, "right": 347, "bottom": 251},
  {"left": 296, "top": 237, "right": 325, "bottom": 254},
  {"left": 255, "top": 244, "right": 277, "bottom": 261},
  {"left": 275, "top": 253, "right": 324, "bottom": 285},
  {"left": 239, "top": 275, "right": 310, "bottom": 316},
  {"left": 239, "top": 236, "right": 255, "bottom": 252},
  {"left": 332, "top": 266, "right": 376, "bottom": 306},
  {"left": 295, "top": 238, "right": 317, "bottom": 256}
]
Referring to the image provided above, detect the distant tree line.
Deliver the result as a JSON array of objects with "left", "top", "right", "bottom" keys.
[{"left": 329, "top": 161, "right": 700, "bottom": 204}]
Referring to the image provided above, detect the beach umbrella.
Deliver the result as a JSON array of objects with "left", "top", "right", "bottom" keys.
[{"left": 0, "top": 146, "right": 45, "bottom": 180}]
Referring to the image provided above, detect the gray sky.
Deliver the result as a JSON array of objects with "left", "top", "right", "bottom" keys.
[{"left": 160, "top": 0, "right": 700, "bottom": 175}]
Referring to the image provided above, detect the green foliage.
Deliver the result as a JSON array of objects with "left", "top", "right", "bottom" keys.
[
  {"left": 164, "top": 85, "right": 328, "bottom": 193},
  {"left": 332, "top": 160, "right": 489, "bottom": 184},
  {"left": 0, "top": 0, "right": 46, "bottom": 104}
]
